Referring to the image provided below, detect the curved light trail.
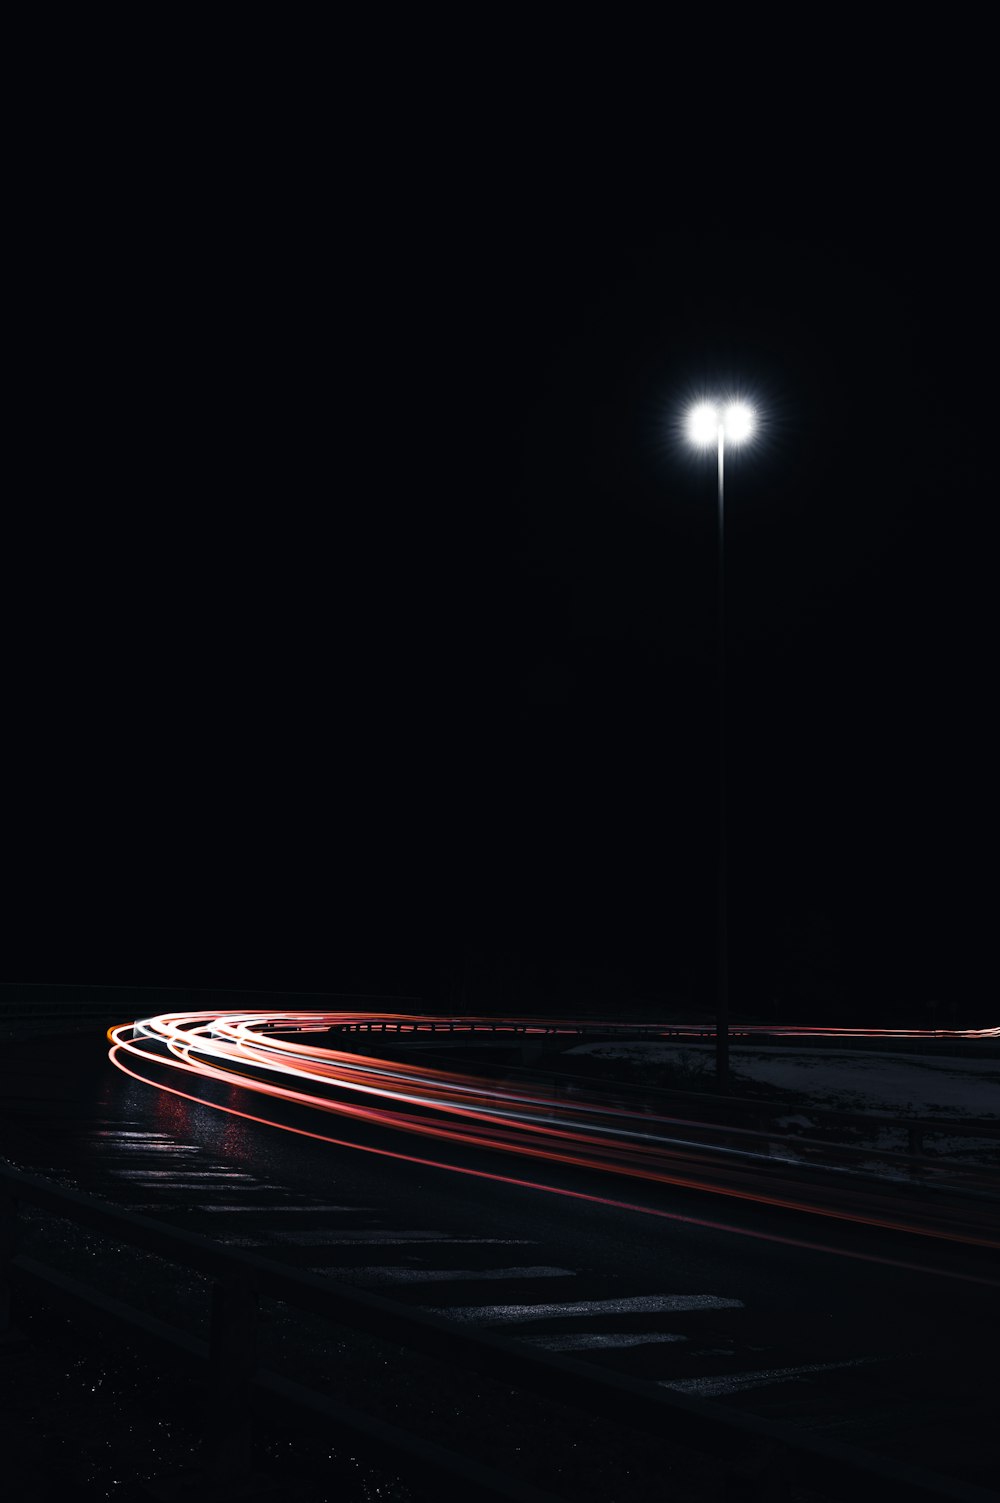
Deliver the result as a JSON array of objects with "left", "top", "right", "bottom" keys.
[{"left": 107, "top": 1012, "right": 1000, "bottom": 1265}]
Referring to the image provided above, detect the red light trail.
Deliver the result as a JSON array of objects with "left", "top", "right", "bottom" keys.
[{"left": 107, "top": 1012, "right": 1000, "bottom": 1272}]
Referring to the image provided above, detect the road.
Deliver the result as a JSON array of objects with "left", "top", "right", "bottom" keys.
[{"left": 2, "top": 1017, "right": 998, "bottom": 1500}]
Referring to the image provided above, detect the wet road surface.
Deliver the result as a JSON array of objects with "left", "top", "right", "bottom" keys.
[{"left": 2, "top": 1030, "right": 997, "bottom": 1499}]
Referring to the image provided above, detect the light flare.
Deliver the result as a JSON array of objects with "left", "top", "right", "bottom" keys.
[
  {"left": 688, "top": 402, "right": 720, "bottom": 445},
  {"left": 724, "top": 401, "right": 754, "bottom": 442}
]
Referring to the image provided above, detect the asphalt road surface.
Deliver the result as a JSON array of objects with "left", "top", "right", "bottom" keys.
[{"left": 2, "top": 1029, "right": 997, "bottom": 1501}]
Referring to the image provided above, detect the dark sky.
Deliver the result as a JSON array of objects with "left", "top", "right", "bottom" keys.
[{"left": 6, "top": 74, "right": 993, "bottom": 1017}]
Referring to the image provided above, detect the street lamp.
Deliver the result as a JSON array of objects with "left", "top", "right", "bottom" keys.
[{"left": 686, "top": 400, "right": 755, "bottom": 1092}]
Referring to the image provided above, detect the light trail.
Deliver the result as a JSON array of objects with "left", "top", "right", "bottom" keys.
[{"left": 106, "top": 1012, "right": 1000, "bottom": 1263}]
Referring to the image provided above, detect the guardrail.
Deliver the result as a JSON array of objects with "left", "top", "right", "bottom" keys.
[
  {"left": 423, "top": 1050, "right": 1000, "bottom": 1165},
  {"left": 268, "top": 1018, "right": 1000, "bottom": 1190},
  {"left": 0, "top": 1163, "right": 992, "bottom": 1502},
  {"left": 256, "top": 1019, "right": 1000, "bottom": 1191}
]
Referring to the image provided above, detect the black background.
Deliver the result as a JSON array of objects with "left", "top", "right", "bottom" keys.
[{"left": 6, "top": 40, "right": 993, "bottom": 1020}]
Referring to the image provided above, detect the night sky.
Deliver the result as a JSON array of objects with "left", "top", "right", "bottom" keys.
[{"left": 7, "top": 82, "right": 993, "bottom": 1020}]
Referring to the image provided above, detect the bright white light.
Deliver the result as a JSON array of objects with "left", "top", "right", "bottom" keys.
[
  {"left": 724, "top": 402, "right": 754, "bottom": 443},
  {"left": 687, "top": 403, "right": 720, "bottom": 446}
]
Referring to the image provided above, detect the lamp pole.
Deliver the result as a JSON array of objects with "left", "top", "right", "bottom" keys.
[
  {"left": 686, "top": 401, "right": 754, "bottom": 1093},
  {"left": 716, "top": 418, "right": 729, "bottom": 1092}
]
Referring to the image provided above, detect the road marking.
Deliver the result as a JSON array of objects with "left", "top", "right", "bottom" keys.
[
  {"left": 100, "top": 1144, "right": 203, "bottom": 1153},
  {"left": 660, "top": 1356, "right": 880, "bottom": 1397},
  {"left": 522, "top": 1332, "right": 688, "bottom": 1351},
  {"left": 328, "top": 1266, "right": 575, "bottom": 1284},
  {"left": 123, "top": 1190, "right": 286, "bottom": 1210},
  {"left": 109, "top": 1170, "right": 257, "bottom": 1179},
  {"left": 264, "top": 1230, "right": 536, "bottom": 1246},
  {"left": 126, "top": 1204, "right": 209, "bottom": 1212},
  {"left": 193, "top": 1204, "right": 370, "bottom": 1214},
  {"left": 427, "top": 1294, "right": 745, "bottom": 1324}
]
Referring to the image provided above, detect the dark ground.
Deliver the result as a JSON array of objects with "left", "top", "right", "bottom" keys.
[{"left": 2, "top": 1032, "right": 998, "bottom": 1501}]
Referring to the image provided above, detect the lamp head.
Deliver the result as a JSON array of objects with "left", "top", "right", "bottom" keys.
[
  {"left": 686, "top": 400, "right": 756, "bottom": 447},
  {"left": 687, "top": 402, "right": 720, "bottom": 446},
  {"left": 723, "top": 402, "right": 754, "bottom": 443}
]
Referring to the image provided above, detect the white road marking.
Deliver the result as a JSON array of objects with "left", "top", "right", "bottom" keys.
[
  {"left": 264, "top": 1230, "right": 535, "bottom": 1246},
  {"left": 194, "top": 1204, "right": 370, "bottom": 1214},
  {"left": 427, "top": 1294, "right": 745, "bottom": 1324},
  {"left": 523, "top": 1332, "right": 688, "bottom": 1351},
  {"left": 87, "top": 1131, "right": 174, "bottom": 1139},
  {"left": 102, "top": 1145, "right": 203, "bottom": 1154},
  {"left": 330, "top": 1266, "right": 575, "bottom": 1284},
  {"left": 109, "top": 1170, "right": 256, "bottom": 1179},
  {"left": 661, "top": 1356, "right": 881, "bottom": 1397}
]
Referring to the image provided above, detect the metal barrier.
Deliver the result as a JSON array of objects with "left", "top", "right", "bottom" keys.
[
  {"left": 0, "top": 1163, "right": 992, "bottom": 1503},
  {"left": 435, "top": 1052, "right": 1000, "bottom": 1165},
  {"left": 190, "top": 1017, "right": 1000, "bottom": 1196},
  {"left": 296, "top": 1019, "right": 1000, "bottom": 1163}
]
